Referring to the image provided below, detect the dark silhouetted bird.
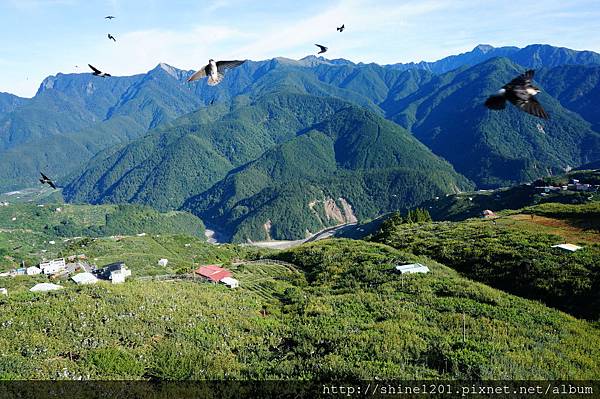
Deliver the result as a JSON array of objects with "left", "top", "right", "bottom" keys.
[
  {"left": 315, "top": 44, "right": 328, "bottom": 54},
  {"left": 485, "top": 70, "right": 549, "bottom": 119},
  {"left": 108, "top": 34, "right": 116, "bottom": 42},
  {"left": 188, "top": 59, "right": 245, "bottom": 86},
  {"left": 105, "top": 16, "right": 115, "bottom": 19},
  {"left": 39, "top": 173, "right": 57, "bottom": 189},
  {"left": 337, "top": 24, "right": 345, "bottom": 32},
  {"left": 88, "top": 64, "right": 111, "bottom": 77}
]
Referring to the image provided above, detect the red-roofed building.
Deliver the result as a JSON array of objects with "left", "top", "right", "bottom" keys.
[{"left": 195, "top": 265, "right": 232, "bottom": 283}]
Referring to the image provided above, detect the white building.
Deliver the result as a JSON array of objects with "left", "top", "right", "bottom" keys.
[
  {"left": 39, "top": 258, "right": 66, "bottom": 275},
  {"left": 551, "top": 244, "right": 583, "bottom": 252},
  {"left": 26, "top": 266, "right": 42, "bottom": 275},
  {"left": 395, "top": 263, "right": 430, "bottom": 274},
  {"left": 0, "top": 288, "right": 7, "bottom": 296},
  {"left": 71, "top": 272, "right": 98, "bottom": 285},
  {"left": 158, "top": 258, "right": 169, "bottom": 267},
  {"left": 220, "top": 277, "right": 239, "bottom": 288},
  {"left": 110, "top": 268, "right": 132, "bottom": 284},
  {"left": 30, "top": 283, "right": 63, "bottom": 292}
]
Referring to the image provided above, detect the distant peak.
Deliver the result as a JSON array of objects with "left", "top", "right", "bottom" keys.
[
  {"left": 150, "top": 62, "right": 183, "bottom": 79},
  {"left": 297, "top": 55, "right": 354, "bottom": 67},
  {"left": 474, "top": 44, "right": 495, "bottom": 53},
  {"left": 160, "top": 62, "right": 177, "bottom": 75}
]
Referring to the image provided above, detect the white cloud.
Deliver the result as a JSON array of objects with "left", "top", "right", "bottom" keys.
[{"left": 92, "top": 25, "right": 248, "bottom": 75}]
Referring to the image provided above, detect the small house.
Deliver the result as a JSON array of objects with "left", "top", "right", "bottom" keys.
[
  {"left": 71, "top": 272, "right": 98, "bottom": 285},
  {"left": 39, "top": 258, "right": 66, "bottom": 275},
  {"left": 0, "top": 288, "right": 7, "bottom": 296},
  {"left": 30, "top": 283, "right": 63, "bottom": 292},
  {"left": 94, "top": 262, "right": 127, "bottom": 280},
  {"left": 220, "top": 277, "right": 239, "bottom": 288},
  {"left": 110, "top": 268, "right": 131, "bottom": 284},
  {"left": 551, "top": 244, "right": 583, "bottom": 252},
  {"left": 395, "top": 263, "right": 430, "bottom": 274},
  {"left": 158, "top": 259, "right": 169, "bottom": 267},
  {"left": 26, "top": 266, "right": 42, "bottom": 275},
  {"left": 195, "top": 265, "right": 232, "bottom": 283},
  {"left": 15, "top": 268, "right": 26, "bottom": 275}
]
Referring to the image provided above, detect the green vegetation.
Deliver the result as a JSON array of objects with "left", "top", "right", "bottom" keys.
[
  {"left": 373, "top": 214, "right": 600, "bottom": 320},
  {"left": 538, "top": 64, "right": 600, "bottom": 131},
  {"left": 184, "top": 103, "right": 471, "bottom": 241},
  {"left": 0, "top": 203, "right": 204, "bottom": 239},
  {"left": 390, "top": 57, "right": 600, "bottom": 187},
  {"left": 524, "top": 202, "right": 600, "bottom": 220},
  {"left": 64, "top": 94, "right": 353, "bottom": 211},
  {"left": 0, "top": 203, "right": 206, "bottom": 271},
  {"left": 420, "top": 170, "right": 600, "bottom": 222},
  {"left": 1, "top": 239, "right": 599, "bottom": 379}
]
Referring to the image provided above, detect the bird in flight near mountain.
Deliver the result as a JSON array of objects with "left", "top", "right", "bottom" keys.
[
  {"left": 315, "top": 44, "right": 328, "bottom": 54},
  {"left": 105, "top": 16, "right": 115, "bottom": 19},
  {"left": 88, "top": 64, "right": 111, "bottom": 77},
  {"left": 187, "top": 59, "right": 245, "bottom": 86},
  {"left": 337, "top": 24, "right": 345, "bottom": 32},
  {"left": 484, "top": 70, "right": 549, "bottom": 119},
  {"left": 39, "top": 173, "right": 57, "bottom": 189},
  {"left": 108, "top": 34, "right": 116, "bottom": 42}
]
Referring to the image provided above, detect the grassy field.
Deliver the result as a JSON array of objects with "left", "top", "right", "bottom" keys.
[
  {"left": 1, "top": 196, "right": 599, "bottom": 380},
  {"left": 373, "top": 207, "right": 600, "bottom": 320},
  {"left": 501, "top": 214, "right": 600, "bottom": 244},
  {"left": 1, "top": 239, "right": 599, "bottom": 380},
  {"left": 0, "top": 203, "right": 205, "bottom": 239},
  {"left": 0, "top": 202, "right": 211, "bottom": 272},
  {"left": 230, "top": 262, "right": 303, "bottom": 300}
]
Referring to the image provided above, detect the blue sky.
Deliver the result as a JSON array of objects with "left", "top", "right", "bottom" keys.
[{"left": 1, "top": 0, "right": 600, "bottom": 97}]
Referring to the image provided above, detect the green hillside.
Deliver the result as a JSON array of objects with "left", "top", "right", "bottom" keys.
[
  {"left": 0, "top": 203, "right": 204, "bottom": 239},
  {"left": 184, "top": 105, "right": 472, "bottom": 242},
  {"left": 0, "top": 203, "right": 205, "bottom": 271},
  {"left": 537, "top": 64, "right": 600, "bottom": 131},
  {"left": 64, "top": 94, "right": 352, "bottom": 210},
  {"left": 390, "top": 58, "right": 600, "bottom": 187},
  {"left": 372, "top": 207, "right": 600, "bottom": 320},
  {"left": 0, "top": 239, "right": 599, "bottom": 379},
  {"left": 418, "top": 169, "right": 600, "bottom": 221},
  {"left": 0, "top": 66, "right": 209, "bottom": 192}
]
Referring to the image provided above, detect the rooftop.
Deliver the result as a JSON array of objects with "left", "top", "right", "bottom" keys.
[{"left": 196, "top": 265, "right": 232, "bottom": 283}]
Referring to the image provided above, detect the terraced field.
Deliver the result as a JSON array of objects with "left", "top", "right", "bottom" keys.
[{"left": 230, "top": 262, "right": 302, "bottom": 300}]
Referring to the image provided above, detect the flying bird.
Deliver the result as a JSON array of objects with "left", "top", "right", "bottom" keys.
[
  {"left": 337, "top": 24, "right": 345, "bottom": 32},
  {"left": 315, "top": 44, "right": 328, "bottom": 54},
  {"left": 188, "top": 59, "right": 245, "bottom": 86},
  {"left": 108, "top": 34, "right": 116, "bottom": 42},
  {"left": 484, "top": 70, "right": 549, "bottom": 119},
  {"left": 88, "top": 64, "right": 111, "bottom": 77},
  {"left": 105, "top": 16, "right": 115, "bottom": 19},
  {"left": 39, "top": 173, "right": 57, "bottom": 189}
]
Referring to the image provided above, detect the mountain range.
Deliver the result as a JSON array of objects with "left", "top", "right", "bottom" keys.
[{"left": 2, "top": 43, "right": 600, "bottom": 240}]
